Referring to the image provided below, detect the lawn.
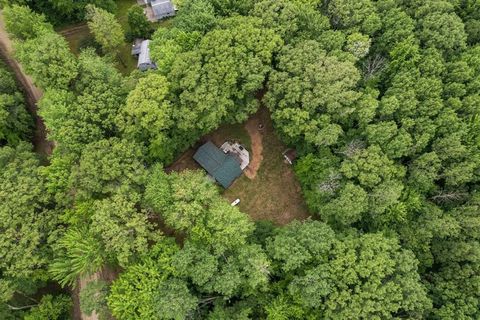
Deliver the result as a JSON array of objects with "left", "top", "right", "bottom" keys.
[
  {"left": 115, "top": 0, "right": 136, "bottom": 30},
  {"left": 223, "top": 108, "right": 310, "bottom": 225},
  {"left": 168, "top": 108, "right": 310, "bottom": 226}
]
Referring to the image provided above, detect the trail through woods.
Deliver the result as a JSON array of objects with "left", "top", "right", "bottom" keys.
[{"left": 0, "top": 13, "right": 53, "bottom": 156}]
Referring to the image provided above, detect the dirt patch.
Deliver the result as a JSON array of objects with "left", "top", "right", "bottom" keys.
[
  {"left": 165, "top": 148, "right": 200, "bottom": 173},
  {"left": 58, "top": 23, "right": 89, "bottom": 37},
  {"left": 72, "top": 266, "right": 119, "bottom": 320},
  {"left": 0, "top": 14, "right": 53, "bottom": 157},
  {"left": 244, "top": 113, "right": 264, "bottom": 179}
]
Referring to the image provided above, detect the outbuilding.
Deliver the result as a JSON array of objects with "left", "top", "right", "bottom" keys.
[
  {"left": 283, "top": 148, "right": 297, "bottom": 165},
  {"left": 193, "top": 141, "right": 244, "bottom": 189},
  {"left": 136, "top": 40, "right": 156, "bottom": 71},
  {"left": 151, "top": 0, "right": 176, "bottom": 20}
]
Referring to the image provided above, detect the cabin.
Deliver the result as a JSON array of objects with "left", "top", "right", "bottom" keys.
[
  {"left": 193, "top": 141, "right": 249, "bottom": 188},
  {"left": 133, "top": 40, "right": 156, "bottom": 71}
]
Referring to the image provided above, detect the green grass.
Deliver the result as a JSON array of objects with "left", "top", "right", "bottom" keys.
[
  {"left": 116, "top": 43, "right": 138, "bottom": 75},
  {"left": 208, "top": 122, "right": 252, "bottom": 151},
  {"left": 60, "top": 25, "right": 92, "bottom": 54},
  {"left": 115, "top": 0, "right": 137, "bottom": 30}
]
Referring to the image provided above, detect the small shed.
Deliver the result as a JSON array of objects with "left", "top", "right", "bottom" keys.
[
  {"left": 193, "top": 141, "right": 243, "bottom": 188},
  {"left": 131, "top": 38, "right": 143, "bottom": 56},
  {"left": 151, "top": 0, "right": 176, "bottom": 20},
  {"left": 137, "top": 40, "right": 156, "bottom": 71},
  {"left": 283, "top": 149, "right": 297, "bottom": 165}
]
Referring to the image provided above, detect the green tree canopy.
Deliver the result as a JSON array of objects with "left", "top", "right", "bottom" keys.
[
  {"left": 167, "top": 16, "right": 282, "bottom": 136},
  {"left": 90, "top": 193, "right": 160, "bottom": 267},
  {"left": 327, "top": 0, "right": 381, "bottom": 35},
  {"left": 15, "top": 30, "right": 78, "bottom": 90},
  {"left": 2, "top": 5, "right": 52, "bottom": 40},
  {"left": 0, "top": 143, "right": 57, "bottom": 297},
  {"left": 117, "top": 73, "right": 177, "bottom": 163},
  {"left": 173, "top": 0, "right": 217, "bottom": 33},
  {"left": 265, "top": 40, "right": 361, "bottom": 146},
  {"left": 127, "top": 5, "right": 152, "bottom": 39},
  {"left": 69, "top": 138, "right": 147, "bottom": 201},
  {"left": 38, "top": 50, "right": 125, "bottom": 154},
  {"left": 107, "top": 239, "right": 179, "bottom": 320},
  {"left": 85, "top": 4, "right": 124, "bottom": 54},
  {"left": 0, "top": 63, "right": 32, "bottom": 146},
  {"left": 145, "top": 168, "right": 254, "bottom": 254},
  {"left": 267, "top": 221, "right": 431, "bottom": 319},
  {"left": 251, "top": 0, "right": 330, "bottom": 43}
]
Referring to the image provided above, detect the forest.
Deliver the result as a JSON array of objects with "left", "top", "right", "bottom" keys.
[{"left": 0, "top": 0, "right": 479, "bottom": 319}]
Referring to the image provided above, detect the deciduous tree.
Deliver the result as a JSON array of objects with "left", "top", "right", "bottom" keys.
[
  {"left": 85, "top": 4, "right": 124, "bottom": 55},
  {"left": 266, "top": 40, "right": 361, "bottom": 146},
  {"left": 15, "top": 30, "right": 78, "bottom": 90},
  {"left": 2, "top": 5, "right": 52, "bottom": 40},
  {"left": 117, "top": 73, "right": 176, "bottom": 163},
  {"left": 127, "top": 5, "right": 152, "bottom": 39}
]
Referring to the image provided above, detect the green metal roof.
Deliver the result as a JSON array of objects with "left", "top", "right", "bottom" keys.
[{"left": 193, "top": 141, "right": 243, "bottom": 188}]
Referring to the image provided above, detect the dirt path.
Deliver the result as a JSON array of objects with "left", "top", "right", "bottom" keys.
[
  {"left": 244, "top": 114, "right": 264, "bottom": 179},
  {"left": 0, "top": 13, "right": 53, "bottom": 156},
  {"left": 73, "top": 267, "right": 118, "bottom": 320},
  {"left": 58, "top": 23, "right": 89, "bottom": 36}
]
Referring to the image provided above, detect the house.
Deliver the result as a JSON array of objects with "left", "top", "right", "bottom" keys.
[
  {"left": 136, "top": 40, "right": 156, "bottom": 71},
  {"left": 150, "top": 0, "right": 176, "bottom": 20},
  {"left": 193, "top": 141, "right": 246, "bottom": 188}
]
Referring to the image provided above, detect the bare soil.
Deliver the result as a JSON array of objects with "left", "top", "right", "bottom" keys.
[
  {"left": 58, "top": 23, "right": 89, "bottom": 37},
  {"left": 244, "top": 113, "right": 264, "bottom": 179},
  {"left": 0, "top": 14, "right": 53, "bottom": 156},
  {"left": 73, "top": 266, "right": 119, "bottom": 320}
]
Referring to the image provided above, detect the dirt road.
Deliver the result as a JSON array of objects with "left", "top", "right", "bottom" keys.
[
  {"left": 0, "top": 13, "right": 53, "bottom": 156},
  {"left": 244, "top": 113, "right": 264, "bottom": 179}
]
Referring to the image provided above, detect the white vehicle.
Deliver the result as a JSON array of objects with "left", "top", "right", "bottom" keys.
[{"left": 231, "top": 198, "right": 240, "bottom": 206}]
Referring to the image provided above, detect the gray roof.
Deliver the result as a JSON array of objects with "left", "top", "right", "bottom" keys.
[
  {"left": 151, "top": 0, "right": 175, "bottom": 19},
  {"left": 193, "top": 141, "right": 243, "bottom": 188},
  {"left": 131, "top": 39, "right": 143, "bottom": 56},
  {"left": 137, "top": 40, "right": 155, "bottom": 70}
]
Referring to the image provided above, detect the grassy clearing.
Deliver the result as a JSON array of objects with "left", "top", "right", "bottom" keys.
[
  {"left": 168, "top": 109, "right": 310, "bottom": 225},
  {"left": 223, "top": 108, "right": 310, "bottom": 225},
  {"left": 58, "top": 24, "right": 91, "bottom": 54},
  {"left": 115, "top": 0, "right": 136, "bottom": 30},
  {"left": 58, "top": 0, "right": 139, "bottom": 75}
]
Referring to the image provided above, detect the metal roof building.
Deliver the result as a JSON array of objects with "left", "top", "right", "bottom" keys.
[
  {"left": 137, "top": 40, "right": 156, "bottom": 71},
  {"left": 193, "top": 141, "right": 243, "bottom": 188},
  {"left": 151, "top": 0, "right": 176, "bottom": 20}
]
